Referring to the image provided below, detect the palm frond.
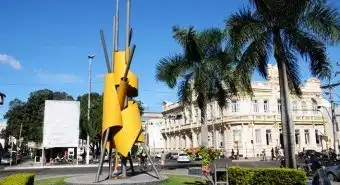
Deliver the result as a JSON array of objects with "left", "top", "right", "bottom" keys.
[
  {"left": 172, "top": 25, "right": 188, "bottom": 47},
  {"left": 301, "top": 0, "right": 340, "bottom": 44},
  {"left": 285, "top": 28, "right": 331, "bottom": 79},
  {"left": 177, "top": 72, "right": 194, "bottom": 105},
  {"left": 155, "top": 54, "right": 192, "bottom": 88},
  {"left": 284, "top": 50, "right": 303, "bottom": 96},
  {"left": 236, "top": 31, "right": 271, "bottom": 83},
  {"left": 226, "top": 7, "right": 265, "bottom": 57},
  {"left": 198, "top": 28, "right": 225, "bottom": 55}
]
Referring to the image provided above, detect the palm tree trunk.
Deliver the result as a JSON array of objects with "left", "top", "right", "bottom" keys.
[
  {"left": 274, "top": 31, "right": 296, "bottom": 168},
  {"left": 200, "top": 105, "right": 209, "bottom": 147}
]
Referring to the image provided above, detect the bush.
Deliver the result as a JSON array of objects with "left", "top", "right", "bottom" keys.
[
  {"left": 228, "top": 167, "right": 254, "bottom": 185},
  {"left": 227, "top": 166, "right": 306, "bottom": 185},
  {"left": 0, "top": 173, "right": 35, "bottom": 185}
]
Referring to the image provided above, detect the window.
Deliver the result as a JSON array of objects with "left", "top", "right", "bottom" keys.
[
  {"left": 253, "top": 100, "right": 259, "bottom": 113},
  {"left": 304, "top": 129, "right": 310, "bottom": 144},
  {"left": 188, "top": 110, "right": 192, "bottom": 120},
  {"left": 277, "top": 99, "right": 281, "bottom": 113},
  {"left": 292, "top": 101, "right": 298, "bottom": 112},
  {"left": 312, "top": 102, "right": 318, "bottom": 114},
  {"left": 210, "top": 104, "right": 214, "bottom": 119},
  {"left": 231, "top": 100, "right": 239, "bottom": 113},
  {"left": 255, "top": 129, "right": 261, "bottom": 143},
  {"left": 302, "top": 101, "right": 307, "bottom": 114},
  {"left": 315, "top": 130, "right": 320, "bottom": 144},
  {"left": 295, "top": 129, "right": 300, "bottom": 144},
  {"left": 266, "top": 129, "right": 272, "bottom": 145},
  {"left": 264, "top": 100, "right": 269, "bottom": 113},
  {"left": 233, "top": 130, "right": 241, "bottom": 143}
]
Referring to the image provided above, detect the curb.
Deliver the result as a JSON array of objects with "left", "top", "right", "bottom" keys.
[{"left": 2, "top": 163, "right": 141, "bottom": 171}]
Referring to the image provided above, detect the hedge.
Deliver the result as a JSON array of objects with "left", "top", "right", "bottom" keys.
[
  {"left": 0, "top": 173, "right": 35, "bottom": 185},
  {"left": 227, "top": 166, "right": 307, "bottom": 185}
]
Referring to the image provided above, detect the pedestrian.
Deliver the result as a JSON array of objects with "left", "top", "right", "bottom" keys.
[
  {"left": 271, "top": 148, "right": 274, "bottom": 160},
  {"left": 160, "top": 151, "right": 166, "bottom": 169},
  {"left": 262, "top": 149, "right": 266, "bottom": 161},
  {"left": 231, "top": 149, "right": 235, "bottom": 159}
]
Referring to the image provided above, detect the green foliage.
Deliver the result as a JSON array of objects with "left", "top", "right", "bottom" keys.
[
  {"left": 77, "top": 93, "right": 103, "bottom": 142},
  {"left": 0, "top": 173, "right": 35, "bottom": 185},
  {"left": 228, "top": 167, "right": 254, "bottom": 185},
  {"left": 227, "top": 166, "right": 307, "bottom": 185},
  {"left": 3, "top": 89, "right": 74, "bottom": 144},
  {"left": 3, "top": 89, "right": 146, "bottom": 148},
  {"left": 155, "top": 26, "right": 245, "bottom": 147},
  {"left": 161, "top": 175, "right": 205, "bottom": 185},
  {"left": 226, "top": 0, "right": 340, "bottom": 96}
]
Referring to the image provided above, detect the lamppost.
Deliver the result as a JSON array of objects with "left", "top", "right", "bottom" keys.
[
  {"left": 86, "top": 54, "right": 95, "bottom": 165},
  {"left": 249, "top": 117, "right": 255, "bottom": 158}
]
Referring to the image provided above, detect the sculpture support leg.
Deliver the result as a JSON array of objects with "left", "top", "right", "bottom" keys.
[
  {"left": 121, "top": 155, "right": 127, "bottom": 178},
  {"left": 95, "top": 128, "right": 110, "bottom": 182},
  {"left": 141, "top": 143, "right": 161, "bottom": 179},
  {"left": 108, "top": 141, "right": 113, "bottom": 179},
  {"left": 128, "top": 152, "right": 134, "bottom": 174}
]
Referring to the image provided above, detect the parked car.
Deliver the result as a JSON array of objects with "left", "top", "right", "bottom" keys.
[
  {"left": 177, "top": 153, "right": 190, "bottom": 163},
  {"left": 1, "top": 154, "right": 13, "bottom": 165},
  {"left": 153, "top": 153, "right": 161, "bottom": 159}
]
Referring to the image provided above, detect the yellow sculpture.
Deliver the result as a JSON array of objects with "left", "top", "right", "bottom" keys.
[
  {"left": 95, "top": 1, "right": 158, "bottom": 182},
  {"left": 101, "top": 49, "right": 144, "bottom": 157}
]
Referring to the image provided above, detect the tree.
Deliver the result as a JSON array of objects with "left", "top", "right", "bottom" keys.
[
  {"left": 77, "top": 93, "right": 103, "bottom": 153},
  {"left": 4, "top": 89, "right": 74, "bottom": 144},
  {"left": 226, "top": 0, "right": 339, "bottom": 168},
  {"left": 155, "top": 26, "right": 241, "bottom": 147}
]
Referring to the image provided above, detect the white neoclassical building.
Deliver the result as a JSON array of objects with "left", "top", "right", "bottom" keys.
[
  {"left": 142, "top": 112, "right": 165, "bottom": 153},
  {"left": 161, "top": 64, "right": 335, "bottom": 158}
]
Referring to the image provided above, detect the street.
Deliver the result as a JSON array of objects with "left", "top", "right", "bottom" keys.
[{"left": 0, "top": 159, "right": 280, "bottom": 180}]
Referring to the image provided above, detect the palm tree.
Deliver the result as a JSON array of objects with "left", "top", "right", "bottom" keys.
[
  {"left": 226, "top": 0, "right": 339, "bottom": 168},
  {"left": 155, "top": 26, "right": 241, "bottom": 147}
]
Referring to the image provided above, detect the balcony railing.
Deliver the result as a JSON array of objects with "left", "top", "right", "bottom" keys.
[{"left": 161, "top": 112, "right": 324, "bottom": 133}]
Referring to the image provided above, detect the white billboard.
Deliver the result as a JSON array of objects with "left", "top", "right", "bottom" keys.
[{"left": 43, "top": 100, "right": 80, "bottom": 148}]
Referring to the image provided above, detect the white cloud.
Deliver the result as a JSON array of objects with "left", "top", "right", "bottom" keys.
[
  {"left": 33, "top": 68, "right": 84, "bottom": 83},
  {"left": 0, "top": 54, "right": 22, "bottom": 69}
]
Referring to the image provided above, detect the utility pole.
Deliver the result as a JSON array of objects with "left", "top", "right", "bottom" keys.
[{"left": 86, "top": 54, "right": 95, "bottom": 165}]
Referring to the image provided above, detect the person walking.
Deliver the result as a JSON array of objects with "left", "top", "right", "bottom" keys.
[
  {"left": 160, "top": 151, "right": 166, "bottom": 170},
  {"left": 271, "top": 148, "right": 275, "bottom": 160},
  {"left": 262, "top": 149, "right": 267, "bottom": 161}
]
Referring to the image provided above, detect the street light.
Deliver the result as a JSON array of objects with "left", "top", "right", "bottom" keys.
[{"left": 86, "top": 54, "right": 95, "bottom": 165}]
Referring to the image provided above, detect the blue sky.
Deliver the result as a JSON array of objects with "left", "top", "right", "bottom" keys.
[{"left": 0, "top": 0, "right": 339, "bottom": 118}]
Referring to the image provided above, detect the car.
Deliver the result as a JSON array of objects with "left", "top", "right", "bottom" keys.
[
  {"left": 1, "top": 154, "right": 13, "bottom": 165},
  {"left": 324, "top": 165, "right": 340, "bottom": 182},
  {"left": 154, "top": 153, "right": 161, "bottom": 159},
  {"left": 177, "top": 153, "right": 190, "bottom": 163},
  {"left": 171, "top": 152, "right": 179, "bottom": 160}
]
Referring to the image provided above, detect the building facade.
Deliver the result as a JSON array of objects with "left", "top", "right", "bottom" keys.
[
  {"left": 142, "top": 112, "right": 165, "bottom": 153},
  {"left": 161, "top": 64, "right": 333, "bottom": 157}
]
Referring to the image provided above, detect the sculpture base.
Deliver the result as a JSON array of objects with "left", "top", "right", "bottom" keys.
[{"left": 64, "top": 173, "right": 168, "bottom": 185}]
